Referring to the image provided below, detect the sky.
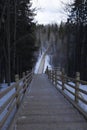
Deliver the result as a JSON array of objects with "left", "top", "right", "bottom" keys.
[{"left": 32, "top": 0, "right": 74, "bottom": 25}]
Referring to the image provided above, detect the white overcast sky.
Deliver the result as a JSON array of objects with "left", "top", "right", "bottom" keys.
[{"left": 32, "top": 0, "right": 73, "bottom": 25}]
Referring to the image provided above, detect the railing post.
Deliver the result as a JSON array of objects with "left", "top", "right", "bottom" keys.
[
  {"left": 15, "top": 74, "right": 19, "bottom": 82},
  {"left": 48, "top": 70, "right": 50, "bottom": 79},
  {"left": 75, "top": 72, "right": 80, "bottom": 103},
  {"left": 22, "top": 72, "right": 26, "bottom": 93},
  {"left": 52, "top": 70, "right": 54, "bottom": 84},
  {"left": 25, "top": 70, "right": 29, "bottom": 87},
  {"left": 46, "top": 66, "right": 48, "bottom": 75},
  {"left": 47, "top": 69, "right": 49, "bottom": 78},
  {"left": 50, "top": 70, "right": 52, "bottom": 82},
  {"left": 31, "top": 70, "right": 33, "bottom": 83},
  {"left": 15, "top": 74, "right": 19, "bottom": 109},
  {"left": 53, "top": 70, "right": 55, "bottom": 84},
  {"left": 62, "top": 68, "right": 65, "bottom": 90},
  {"left": 26, "top": 70, "right": 29, "bottom": 75},
  {"left": 47, "top": 66, "right": 48, "bottom": 72},
  {"left": 55, "top": 70, "right": 57, "bottom": 86},
  {"left": 22, "top": 72, "right": 25, "bottom": 78}
]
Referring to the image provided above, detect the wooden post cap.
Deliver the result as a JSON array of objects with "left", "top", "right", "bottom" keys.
[
  {"left": 26, "top": 71, "right": 29, "bottom": 75},
  {"left": 22, "top": 72, "right": 25, "bottom": 77},
  {"left": 15, "top": 74, "right": 19, "bottom": 82},
  {"left": 76, "top": 72, "right": 80, "bottom": 78}
]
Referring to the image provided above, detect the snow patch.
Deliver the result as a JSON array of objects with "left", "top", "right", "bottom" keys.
[
  {"left": 57, "top": 81, "right": 87, "bottom": 112},
  {"left": 34, "top": 53, "right": 44, "bottom": 74},
  {"left": 44, "top": 55, "right": 51, "bottom": 72},
  {"left": 34, "top": 52, "right": 51, "bottom": 74},
  {"left": 79, "top": 84, "right": 87, "bottom": 112}
]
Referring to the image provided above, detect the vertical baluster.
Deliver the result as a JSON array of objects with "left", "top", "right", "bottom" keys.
[
  {"left": 15, "top": 74, "right": 19, "bottom": 109},
  {"left": 62, "top": 68, "right": 65, "bottom": 91},
  {"left": 75, "top": 72, "right": 80, "bottom": 103}
]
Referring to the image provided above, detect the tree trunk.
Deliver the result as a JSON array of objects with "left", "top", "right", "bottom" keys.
[
  {"left": 7, "top": 0, "right": 11, "bottom": 85},
  {"left": 13, "top": 0, "right": 17, "bottom": 81}
]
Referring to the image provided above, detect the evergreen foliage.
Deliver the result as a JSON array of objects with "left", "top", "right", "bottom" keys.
[
  {"left": 36, "top": 13, "right": 87, "bottom": 80},
  {"left": 67, "top": 0, "right": 87, "bottom": 80},
  {"left": 0, "top": 0, "right": 37, "bottom": 83}
]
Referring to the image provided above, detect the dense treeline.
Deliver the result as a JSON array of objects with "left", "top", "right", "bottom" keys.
[
  {"left": 36, "top": 24, "right": 68, "bottom": 70},
  {"left": 36, "top": 0, "right": 87, "bottom": 81},
  {"left": 0, "top": 0, "right": 37, "bottom": 84},
  {"left": 36, "top": 0, "right": 87, "bottom": 80},
  {"left": 67, "top": 0, "right": 87, "bottom": 80}
]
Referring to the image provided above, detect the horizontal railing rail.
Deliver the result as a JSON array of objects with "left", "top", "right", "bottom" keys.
[
  {"left": 45, "top": 67, "right": 87, "bottom": 119},
  {"left": 0, "top": 70, "right": 33, "bottom": 129}
]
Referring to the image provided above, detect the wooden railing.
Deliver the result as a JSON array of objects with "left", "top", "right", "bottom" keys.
[
  {"left": 0, "top": 70, "right": 33, "bottom": 129},
  {"left": 45, "top": 67, "right": 87, "bottom": 119}
]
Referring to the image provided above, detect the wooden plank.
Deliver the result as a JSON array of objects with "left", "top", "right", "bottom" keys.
[
  {"left": 0, "top": 72, "right": 32, "bottom": 129},
  {"left": 9, "top": 74, "right": 87, "bottom": 130},
  {"left": 55, "top": 85, "right": 87, "bottom": 120}
]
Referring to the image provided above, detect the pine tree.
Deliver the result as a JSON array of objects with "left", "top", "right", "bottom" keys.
[
  {"left": 0, "top": 0, "right": 37, "bottom": 83},
  {"left": 68, "top": 0, "right": 87, "bottom": 80}
]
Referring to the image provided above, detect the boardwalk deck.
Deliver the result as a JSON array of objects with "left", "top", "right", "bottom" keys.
[{"left": 9, "top": 74, "right": 87, "bottom": 130}]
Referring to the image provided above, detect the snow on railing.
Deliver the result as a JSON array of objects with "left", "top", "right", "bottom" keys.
[
  {"left": 45, "top": 67, "right": 87, "bottom": 119},
  {"left": 0, "top": 71, "right": 33, "bottom": 130}
]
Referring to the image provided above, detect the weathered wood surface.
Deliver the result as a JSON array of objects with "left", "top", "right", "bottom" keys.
[
  {"left": 46, "top": 68, "right": 87, "bottom": 119},
  {"left": 9, "top": 74, "right": 87, "bottom": 130}
]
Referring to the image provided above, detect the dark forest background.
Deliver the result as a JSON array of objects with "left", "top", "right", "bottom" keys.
[
  {"left": 0, "top": 0, "right": 87, "bottom": 84},
  {"left": 36, "top": 0, "right": 87, "bottom": 80},
  {"left": 0, "top": 0, "right": 38, "bottom": 84}
]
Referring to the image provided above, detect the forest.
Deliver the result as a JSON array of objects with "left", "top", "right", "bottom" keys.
[
  {"left": 0, "top": 0, "right": 38, "bottom": 84},
  {"left": 36, "top": 0, "right": 87, "bottom": 80},
  {"left": 0, "top": 0, "right": 87, "bottom": 84}
]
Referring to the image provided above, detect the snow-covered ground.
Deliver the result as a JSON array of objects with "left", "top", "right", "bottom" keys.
[
  {"left": 43, "top": 55, "right": 51, "bottom": 72},
  {"left": 0, "top": 83, "right": 8, "bottom": 92},
  {"left": 0, "top": 84, "right": 15, "bottom": 130},
  {"left": 34, "top": 52, "right": 85, "bottom": 112},
  {"left": 79, "top": 85, "right": 87, "bottom": 111},
  {"left": 57, "top": 81, "right": 87, "bottom": 112},
  {"left": 34, "top": 53, "right": 51, "bottom": 74},
  {"left": 0, "top": 53, "right": 87, "bottom": 130},
  {"left": 0, "top": 82, "right": 23, "bottom": 130},
  {"left": 0, "top": 52, "right": 52, "bottom": 129},
  {"left": 34, "top": 53, "right": 44, "bottom": 74}
]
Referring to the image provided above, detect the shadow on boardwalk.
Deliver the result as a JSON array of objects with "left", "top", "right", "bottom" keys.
[{"left": 9, "top": 74, "right": 87, "bottom": 130}]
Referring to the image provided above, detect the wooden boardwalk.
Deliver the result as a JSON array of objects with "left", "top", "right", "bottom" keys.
[{"left": 9, "top": 74, "right": 87, "bottom": 130}]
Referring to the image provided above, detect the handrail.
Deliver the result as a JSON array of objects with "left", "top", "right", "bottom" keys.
[
  {"left": 0, "top": 70, "right": 33, "bottom": 129},
  {"left": 45, "top": 67, "right": 87, "bottom": 119}
]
